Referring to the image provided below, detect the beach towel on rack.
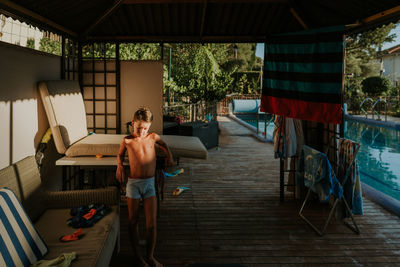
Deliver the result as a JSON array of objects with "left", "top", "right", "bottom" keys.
[
  {"left": 337, "top": 139, "right": 363, "bottom": 215},
  {"left": 273, "top": 116, "right": 304, "bottom": 159},
  {"left": 296, "top": 145, "right": 343, "bottom": 202}
]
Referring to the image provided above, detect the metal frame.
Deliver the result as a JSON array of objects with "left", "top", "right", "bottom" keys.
[
  {"left": 80, "top": 42, "right": 120, "bottom": 134},
  {"left": 298, "top": 137, "right": 361, "bottom": 236},
  {"left": 299, "top": 187, "right": 360, "bottom": 236}
]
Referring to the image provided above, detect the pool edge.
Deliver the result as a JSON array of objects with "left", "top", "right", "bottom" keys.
[
  {"left": 227, "top": 113, "right": 273, "bottom": 143},
  {"left": 362, "top": 182, "right": 400, "bottom": 218},
  {"left": 345, "top": 114, "right": 400, "bottom": 130}
]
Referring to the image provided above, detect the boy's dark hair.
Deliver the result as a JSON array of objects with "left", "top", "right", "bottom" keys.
[{"left": 133, "top": 107, "right": 153, "bottom": 122}]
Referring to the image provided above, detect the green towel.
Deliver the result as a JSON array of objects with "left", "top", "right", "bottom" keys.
[{"left": 31, "top": 252, "right": 76, "bottom": 267}]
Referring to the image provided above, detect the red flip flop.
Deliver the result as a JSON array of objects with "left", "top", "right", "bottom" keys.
[
  {"left": 82, "top": 208, "right": 97, "bottom": 220},
  {"left": 59, "top": 228, "right": 84, "bottom": 242}
]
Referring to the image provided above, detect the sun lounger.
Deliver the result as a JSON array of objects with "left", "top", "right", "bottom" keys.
[{"left": 38, "top": 80, "right": 208, "bottom": 160}]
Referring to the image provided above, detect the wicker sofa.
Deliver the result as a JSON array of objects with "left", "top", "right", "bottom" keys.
[{"left": 0, "top": 156, "right": 120, "bottom": 266}]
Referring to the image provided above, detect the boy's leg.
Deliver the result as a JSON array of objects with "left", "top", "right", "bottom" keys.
[
  {"left": 143, "top": 196, "right": 162, "bottom": 267},
  {"left": 127, "top": 197, "right": 149, "bottom": 267}
]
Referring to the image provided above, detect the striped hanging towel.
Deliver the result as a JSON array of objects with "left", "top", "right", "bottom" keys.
[{"left": 261, "top": 26, "right": 345, "bottom": 124}]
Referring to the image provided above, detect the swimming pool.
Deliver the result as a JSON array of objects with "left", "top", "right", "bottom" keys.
[
  {"left": 237, "top": 113, "right": 400, "bottom": 202},
  {"left": 235, "top": 114, "right": 275, "bottom": 141},
  {"left": 344, "top": 119, "right": 400, "bottom": 202}
]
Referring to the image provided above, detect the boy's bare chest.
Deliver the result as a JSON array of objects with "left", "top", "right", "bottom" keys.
[{"left": 126, "top": 139, "right": 155, "bottom": 156}]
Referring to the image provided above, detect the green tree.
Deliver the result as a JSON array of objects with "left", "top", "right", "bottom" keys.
[
  {"left": 361, "top": 76, "right": 392, "bottom": 96},
  {"left": 82, "top": 43, "right": 160, "bottom": 59},
  {"left": 346, "top": 22, "right": 398, "bottom": 79},
  {"left": 119, "top": 43, "right": 160, "bottom": 60},
  {"left": 345, "top": 22, "right": 398, "bottom": 111},
  {"left": 237, "top": 74, "right": 250, "bottom": 94},
  {"left": 170, "top": 43, "right": 234, "bottom": 103}
]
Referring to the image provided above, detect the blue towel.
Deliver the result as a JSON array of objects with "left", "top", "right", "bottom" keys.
[
  {"left": 337, "top": 138, "right": 363, "bottom": 215},
  {"left": 351, "top": 162, "right": 363, "bottom": 215},
  {"left": 298, "top": 145, "right": 343, "bottom": 202}
]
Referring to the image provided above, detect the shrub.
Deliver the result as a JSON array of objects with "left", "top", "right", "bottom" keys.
[
  {"left": 361, "top": 76, "right": 392, "bottom": 97},
  {"left": 26, "top": 38, "right": 35, "bottom": 49},
  {"left": 39, "top": 37, "right": 61, "bottom": 56}
]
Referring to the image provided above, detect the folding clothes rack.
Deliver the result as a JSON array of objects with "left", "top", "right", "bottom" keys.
[{"left": 298, "top": 137, "right": 361, "bottom": 236}]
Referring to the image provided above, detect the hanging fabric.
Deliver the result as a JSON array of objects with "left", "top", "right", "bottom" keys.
[
  {"left": 273, "top": 116, "right": 304, "bottom": 159},
  {"left": 261, "top": 26, "right": 345, "bottom": 124}
]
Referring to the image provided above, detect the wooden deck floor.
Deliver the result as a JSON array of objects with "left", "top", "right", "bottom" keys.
[{"left": 110, "top": 116, "right": 400, "bottom": 267}]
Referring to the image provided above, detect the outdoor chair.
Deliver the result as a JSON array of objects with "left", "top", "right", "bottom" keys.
[
  {"left": 38, "top": 80, "right": 208, "bottom": 160},
  {"left": 38, "top": 80, "right": 208, "bottom": 200},
  {"left": 298, "top": 137, "right": 361, "bottom": 236}
]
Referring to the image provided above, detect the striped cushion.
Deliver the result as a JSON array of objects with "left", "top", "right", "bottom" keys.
[{"left": 0, "top": 188, "right": 48, "bottom": 266}]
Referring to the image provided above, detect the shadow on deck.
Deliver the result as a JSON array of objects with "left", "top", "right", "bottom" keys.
[{"left": 110, "top": 116, "right": 400, "bottom": 267}]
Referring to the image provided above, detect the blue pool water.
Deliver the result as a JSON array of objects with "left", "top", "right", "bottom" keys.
[
  {"left": 235, "top": 114, "right": 275, "bottom": 139},
  {"left": 344, "top": 120, "right": 400, "bottom": 201},
  {"left": 237, "top": 113, "right": 400, "bottom": 202}
]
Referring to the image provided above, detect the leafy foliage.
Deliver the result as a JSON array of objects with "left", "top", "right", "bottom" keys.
[
  {"left": 169, "top": 44, "right": 234, "bottom": 103},
  {"left": 81, "top": 43, "right": 160, "bottom": 59},
  {"left": 361, "top": 76, "right": 392, "bottom": 96},
  {"left": 166, "top": 43, "right": 260, "bottom": 102},
  {"left": 26, "top": 38, "right": 35, "bottom": 49},
  {"left": 39, "top": 37, "right": 61, "bottom": 55},
  {"left": 344, "top": 22, "right": 399, "bottom": 111},
  {"left": 346, "top": 23, "right": 397, "bottom": 79},
  {"left": 119, "top": 43, "right": 160, "bottom": 60}
]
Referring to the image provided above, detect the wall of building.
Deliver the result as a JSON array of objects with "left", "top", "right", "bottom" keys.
[
  {"left": 0, "top": 41, "right": 62, "bottom": 189},
  {"left": 383, "top": 53, "right": 400, "bottom": 85},
  {"left": 121, "top": 61, "right": 163, "bottom": 134}
]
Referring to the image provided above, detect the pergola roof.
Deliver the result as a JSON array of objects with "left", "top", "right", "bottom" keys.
[{"left": 0, "top": 0, "right": 400, "bottom": 42}]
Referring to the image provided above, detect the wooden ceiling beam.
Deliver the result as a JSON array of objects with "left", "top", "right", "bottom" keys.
[
  {"left": 346, "top": 5, "right": 400, "bottom": 34},
  {"left": 123, "top": 0, "right": 287, "bottom": 4},
  {"left": 87, "top": 35, "right": 268, "bottom": 42},
  {"left": 81, "top": 0, "right": 124, "bottom": 38},
  {"left": 361, "top": 5, "right": 400, "bottom": 24},
  {"left": 289, "top": 7, "right": 308, "bottom": 30},
  {"left": 0, "top": 0, "right": 77, "bottom": 37},
  {"left": 288, "top": 0, "right": 309, "bottom": 30},
  {"left": 199, "top": 0, "right": 208, "bottom": 38}
]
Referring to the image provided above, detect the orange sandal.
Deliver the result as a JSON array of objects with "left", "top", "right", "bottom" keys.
[
  {"left": 59, "top": 228, "right": 84, "bottom": 242},
  {"left": 82, "top": 208, "right": 97, "bottom": 220}
]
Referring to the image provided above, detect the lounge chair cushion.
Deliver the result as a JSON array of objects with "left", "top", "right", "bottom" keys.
[
  {"left": 65, "top": 134, "right": 208, "bottom": 159},
  {"left": 161, "top": 135, "right": 208, "bottom": 159},
  {"left": 39, "top": 81, "right": 88, "bottom": 154},
  {"left": 34, "top": 206, "right": 119, "bottom": 267},
  {"left": 65, "top": 134, "right": 123, "bottom": 157}
]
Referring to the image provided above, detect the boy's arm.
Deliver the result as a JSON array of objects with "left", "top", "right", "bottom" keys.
[
  {"left": 116, "top": 138, "right": 127, "bottom": 183},
  {"left": 153, "top": 134, "right": 174, "bottom": 166}
]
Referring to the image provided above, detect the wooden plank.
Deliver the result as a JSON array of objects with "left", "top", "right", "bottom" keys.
[{"left": 110, "top": 115, "right": 400, "bottom": 266}]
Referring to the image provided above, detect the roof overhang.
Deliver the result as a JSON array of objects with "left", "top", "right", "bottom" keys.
[{"left": 0, "top": 0, "right": 399, "bottom": 42}]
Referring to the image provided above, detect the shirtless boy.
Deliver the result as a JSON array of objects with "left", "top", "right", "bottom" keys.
[{"left": 116, "top": 107, "right": 173, "bottom": 267}]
